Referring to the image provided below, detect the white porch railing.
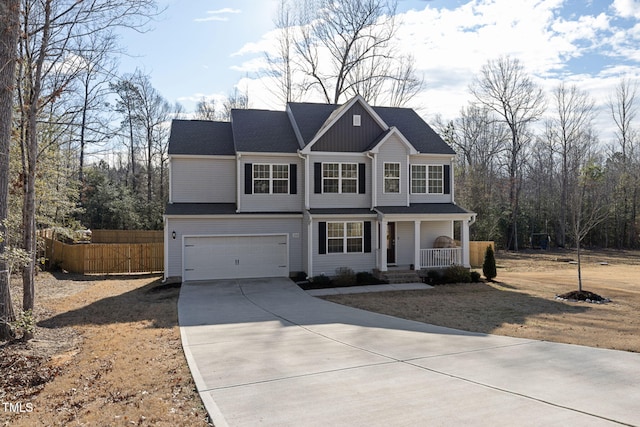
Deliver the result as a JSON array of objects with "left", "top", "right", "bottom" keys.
[{"left": 420, "top": 248, "right": 462, "bottom": 268}]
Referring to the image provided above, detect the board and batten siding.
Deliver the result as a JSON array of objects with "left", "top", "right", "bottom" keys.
[
  {"left": 239, "top": 155, "right": 304, "bottom": 212},
  {"left": 376, "top": 136, "right": 410, "bottom": 206},
  {"left": 311, "top": 218, "right": 376, "bottom": 277},
  {"left": 409, "top": 155, "right": 454, "bottom": 204},
  {"left": 170, "top": 157, "right": 236, "bottom": 203},
  {"left": 165, "top": 217, "right": 303, "bottom": 278},
  {"left": 308, "top": 153, "right": 371, "bottom": 209},
  {"left": 311, "top": 102, "right": 384, "bottom": 152}
]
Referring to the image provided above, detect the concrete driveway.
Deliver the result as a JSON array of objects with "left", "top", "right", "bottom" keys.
[{"left": 178, "top": 278, "right": 640, "bottom": 427}]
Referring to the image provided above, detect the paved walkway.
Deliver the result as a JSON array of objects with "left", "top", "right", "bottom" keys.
[{"left": 178, "top": 278, "right": 640, "bottom": 427}]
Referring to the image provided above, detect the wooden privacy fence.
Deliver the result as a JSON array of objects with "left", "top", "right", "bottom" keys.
[
  {"left": 91, "top": 230, "right": 163, "bottom": 244},
  {"left": 44, "top": 238, "right": 163, "bottom": 275},
  {"left": 469, "top": 241, "right": 494, "bottom": 268}
]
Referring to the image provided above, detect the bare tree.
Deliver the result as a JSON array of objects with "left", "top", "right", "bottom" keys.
[
  {"left": 569, "top": 161, "right": 609, "bottom": 292},
  {"left": 268, "top": 0, "right": 422, "bottom": 106},
  {"left": 194, "top": 97, "right": 218, "bottom": 121},
  {"left": 549, "top": 82, "right": 595, "bottom": 247},
  {"left": 0, "top": 0, "right": 20, "bottom": 341},
  {"left": 470, "top": 56, "right": 546, "bottom": 249},
  {"left": 220, "top": 87, "right": 250, "bottom": 122},
  {"left": 16, "top": 0, "right": 157, "bottom": 339},
  {"left": 608, "top": 77, "right": 638, "bottom": 248}
]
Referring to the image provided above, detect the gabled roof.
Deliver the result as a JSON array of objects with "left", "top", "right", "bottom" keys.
[
  {"left": 301, "top": 95, "right": 389, "bottom": 152},
  {"left": 168, "top": 120, "right": 234, "bottom": 156},
  {"left": 374, "top": 107, "right": 455, "bottom": 155},
  {"left": 231, "top": 109, "right": 299, "bottom": 153},
  {"left": 168, "top": 98, "right": 455, "bottom": 156}
]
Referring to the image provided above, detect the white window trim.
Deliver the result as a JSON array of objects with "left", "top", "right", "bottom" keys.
[
  {"left": 383, "top": 162, "right": 401, "bottom": 194},
  {"left": 411, "top": 164, "right": 427, "bottom": 194},
  {"left": 411, "top": 164, "right": 444, "bottom": 195},
  {"left": 253, "top": 163, "right": 290, "bottom": 195},
  {"left": 322, "top": 162, "right": 358, "bottom": 194},
  {"left": 326, "top": 221, "right": 364, "bottom": 254},
  {"left": 427, "top": 164, "right": 444, "bottom": 195}
]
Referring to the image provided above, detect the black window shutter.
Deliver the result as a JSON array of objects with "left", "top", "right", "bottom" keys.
[
  {"left": 358, "top": 163, "right": 366, "bottom": 194},
  {"left": 443, "top": 165, "right": 451, "bottom": 195},
  {"left": 290, "top": 164, "right": 297, "bottom": 194},
  {"left": 244, "top": 163, "right": 253, "bottom": 194},
  {"left": 319, "top": 222, "right": 327, "bottom": 254},
  {"left": 364, "top": 221, "right": 371, "bottom": 253},
  {"left": 314, "top": 163, "right": 322, "bottom": 194}
]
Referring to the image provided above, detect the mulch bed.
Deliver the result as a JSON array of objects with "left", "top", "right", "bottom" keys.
[{"left": 556, "top": 290, "right": 610, "bottom": 303}]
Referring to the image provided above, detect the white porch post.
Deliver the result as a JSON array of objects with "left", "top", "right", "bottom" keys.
[
  {"left": 380, "top": 219, "right": 388, "bottom": 271},
  {"left": 462, "top": 219, "right": 470, "bottom": 268},
  {"left": 414, "top": 220, "right": 421, "bottom": 270}
]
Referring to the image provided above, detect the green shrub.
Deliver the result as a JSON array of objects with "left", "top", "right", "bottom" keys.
[
  {"left": 443, "top": 265, "right": 471, "bottom": 283},
  {"left": 425, "top": 269, "right": 443, "bottom": 285},
  {"left": 334, "top": 267, "right": 357, "bottom": 286},
  {"left": 310, "top": 274, "right": 332, "bottom": 288},
  {"left": 356, "top": 271, "right": 385, "bottom": 285},
  {"left": 470, "top": 271, "right": 481, "bottom": 282},
  {"left": 483, "top": 245, "right": 497, "bottom": 281}
]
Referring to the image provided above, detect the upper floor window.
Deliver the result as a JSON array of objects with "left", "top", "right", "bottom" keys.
[
  {"left": 323, "top": 163, "right": 357, "bottom": 193},
  {"left": 253, "top": 164, "right": 289, "bottom": 194},
  {"left": 411, "top": 165, "right": 444, "bottom": 194},
  {"left": 384, "top": 163, "right": 400, "bottom": 193}
]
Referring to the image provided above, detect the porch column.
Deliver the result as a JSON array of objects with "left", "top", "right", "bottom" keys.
[
  {"left": 462, "top": 219, "right": 470, "bottom": 268},
  {"left": 380, "top": 219, "right": 388, "bottom": 272},
  {"left": 414, "top": 220, "right": 421, "bottom": 270}
]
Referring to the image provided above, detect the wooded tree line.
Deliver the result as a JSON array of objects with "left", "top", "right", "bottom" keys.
[
  {"left": 441, "top": 56, "right": 639, "bottom": 251},
  {"left": 1, "top": 0, "right": 638, "bottom": 340}
]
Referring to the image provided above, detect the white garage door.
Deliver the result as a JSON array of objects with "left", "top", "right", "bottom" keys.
[{"left": 183, "top": 234, "right": 288, "bottom": 281}]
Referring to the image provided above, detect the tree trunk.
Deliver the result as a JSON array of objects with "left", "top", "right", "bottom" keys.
[{"left": 0, "top": 0, "right": 20, "bottom": 341}]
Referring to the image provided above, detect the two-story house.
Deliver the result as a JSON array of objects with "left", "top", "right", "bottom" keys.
[{"left": 164, "top": 95, "right": 476, "bottom": 282}]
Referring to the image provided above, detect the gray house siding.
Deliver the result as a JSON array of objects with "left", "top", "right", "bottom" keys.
[
  {"left": 239, "top": 155, "right": 304, "bottom": 212},
  {"left": 420, "top": 220, "right": 454, "bottom": 248},
  {"left": 409, "top": 155, "right": 454, "bottom": 204},
  {"left": 171, "top": 157, "right": 236, "bottom": 203},
  {"left": 165, "top": 216, "right": 304, "bottom": 278},
  {"left": 308, "top": 153, "right": 371, "bottom": 209},
  {"left": 311, "top": 103, "right": 384, "bottom": 152},
  {"left": 376, "top": 136, "right": 409, "bottom": 206},
  {"left": 311, "top": 218, "right": 377, "bottom": 277}
]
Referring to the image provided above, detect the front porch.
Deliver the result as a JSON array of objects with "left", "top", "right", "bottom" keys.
[{"left": 376, "top": 217, "right": 472, "bottom": 272}]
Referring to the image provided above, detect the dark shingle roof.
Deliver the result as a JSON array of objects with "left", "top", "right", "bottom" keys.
[
  {"left": 168, "top": 120, "right": 234, "bottom": 156},
  {"left": 231, "top": 109, "right": 299, "bottom": 153},
  {"left": 168, "top": 100, "right": 455, "bottom": 156},
  {"left": 375, "top": 204, "right": 473, "bottom": 215},
  {"left": 287, "top": 102, "right": 338, "bottom": 145},
  {"left": 308, "top": 208, "right": 377, "bottom": 216},
  {"left": 287, "top": 101, "right": 455, "bottom": 155},
  {"left": 374, "top": 107, "right": 455, "bottom": 155}
]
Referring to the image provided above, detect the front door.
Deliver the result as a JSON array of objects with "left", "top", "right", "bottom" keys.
[{"left": 387, "top": 222, "right": 396, "bottom": 265}]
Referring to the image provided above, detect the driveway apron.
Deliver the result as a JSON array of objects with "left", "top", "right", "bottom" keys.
[{"left": 179, "top": 278, "right": 640, "bottom": 427}]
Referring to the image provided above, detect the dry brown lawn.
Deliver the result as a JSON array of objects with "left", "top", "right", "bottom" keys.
[
  {"left": 1, "top": 273, "right": 210, "bottom": 427},
  {"left": 2, "top": 249, "right": 639, "bottom": 426},
  {"left": 324, "top": 249, "right": 640, "bottom": 353}
]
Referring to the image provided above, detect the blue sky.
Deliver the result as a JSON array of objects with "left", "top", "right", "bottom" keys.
[{"left": 117, "top": 0, "right": 640, "bottom": 141}]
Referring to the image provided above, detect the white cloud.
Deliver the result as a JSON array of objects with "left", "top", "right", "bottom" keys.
[
  {"left": 194, "top": 8, "right": 241, "bottom": 23},
  {"left": 612, "top": 0, "right": 640, "bottom": 19}
]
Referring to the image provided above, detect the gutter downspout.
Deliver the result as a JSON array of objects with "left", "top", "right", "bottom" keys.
[
  {"left": 236, "top": 153, "right": 242, "bottom": 213},
  {"left": 297, "top": 150, "right": 309, "bottom": 210},
  {"left": 366, "top": 151, "right": 376, "bottom": 210}
]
